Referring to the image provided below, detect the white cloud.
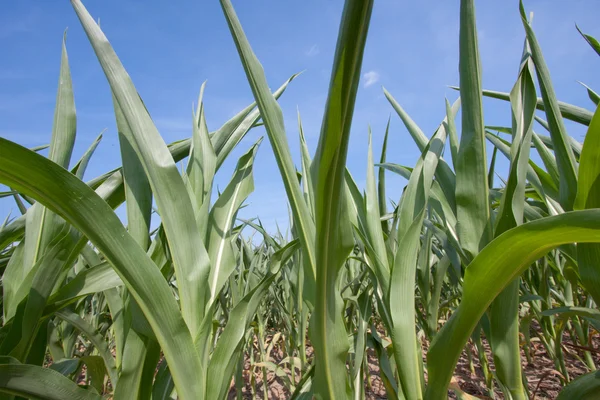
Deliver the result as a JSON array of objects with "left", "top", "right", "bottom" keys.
[
  {"left": 305, "top": 44, "right": 320, "bottom": 57},
  {"left": 363, "top": 70, "right": 380, "bottom": 88}
]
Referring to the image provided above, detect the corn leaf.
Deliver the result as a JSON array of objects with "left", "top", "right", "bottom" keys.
[
  {"left": 206, "top": 240, "right": 299, "bottom": 399},
  {"left": 0, "top": 137, "right": 203, "bottom": 399},
  {"left": 519, "top": 1, "right": 578, "bottom": 210},
  {"left": 21, "top": 31, "right": 76, "bottom": 299},
  {"left": 71, "top": 131, "right": 103, "bottom": 180},
  {"left": 55, "top": 309, "right": 117, "bottom": 385},
  {"left": 427, "top": 210, "right": 600, "bottom": 399},
  {"left": 574, "top": 104, "right": 600, "bottom": 305},
  {"left": 455, "top": 0, "right": 492, "bottom": 259},
  {"left": 219, "top": 0, "right": 318, "bottom": 309},
  {"left": 0, "top": 356, "right": 101, "bottom": 400},
  {"left": 576, "top": 25, "right": 600, "bottom": 57},
  {"left": 378, "top": 118, "right": 391, "bottom": 234},
  {"left": 71, "top": 0, "right": 212, "bottom": 337},
  {"left": 308, "top": 1, "right": 373, "bottom": 398},
  {"left": 489, "top": 36, "right": 536, "bottom": 400},
  {"left": 557, "top": 371, "right": 600, "bottom": 400},
  {"left": 384, "top": 89, "right": 458, "bottom": 213},
  {"left": 206, "top": 140, "right": 260, "bottom": 307},
  {"left": 364, "top": 129, "right": 390, "bottom": 292},
  {"left": 390, "top": 121, "right": 447, "bottom": 400},
  {"left": 454, "top": 86, "right": 594, "bottom": 126},
  {"left": 578, "top": 81, "right": 600, "bottom": 106}
]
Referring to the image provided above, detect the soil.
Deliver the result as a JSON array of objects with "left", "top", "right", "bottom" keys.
[
  {"left": 58, "top": 323, "right": 599, "bottom": 399},
  {"left": 227, "top": 327, "right": 599, "bottom": 399}
]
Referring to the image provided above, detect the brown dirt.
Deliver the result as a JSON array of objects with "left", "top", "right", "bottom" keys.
[
  {"left": 50, "top": 323, "right": 599, "bottom": 399},
  {"left": 227, "top": 327, "right": 599, "bottom": 399}
]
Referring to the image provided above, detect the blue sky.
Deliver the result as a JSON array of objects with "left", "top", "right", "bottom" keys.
[{"left": 1, "top": 0, "right": 599, "bottom": 234}]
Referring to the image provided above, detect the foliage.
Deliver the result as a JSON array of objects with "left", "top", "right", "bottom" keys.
[{"left": 1, "top": 0, "right": 600, "bottom": 399}]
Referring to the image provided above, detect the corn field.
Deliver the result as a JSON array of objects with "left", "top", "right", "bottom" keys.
[{"left": 1, "top": 0, "right": 600, "bottom": 399}]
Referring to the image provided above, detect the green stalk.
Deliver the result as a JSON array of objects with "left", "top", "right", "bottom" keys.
[{"left": 309, "top": 1, "right": 373, "bottom": 397}]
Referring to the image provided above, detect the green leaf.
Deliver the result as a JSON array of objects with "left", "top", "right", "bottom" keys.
[
  {"left": 575, "top": 104, "right": 600, "bottom": 305},
  {"left": 71, "top": 0, "right": 211, "bottom": 337},
  {"left": 489, "top": 36, "right": 536, "bottom": 400},
  {"left": 0, "top": 215, "right": 24, "bottom": 251},
  {"left": 55, "top": 310, "right": 118, "bottom": 386},
  {"left": 576, "top": 25, "right": 600, "bottom": 57},
  {"left": 445, "top": 98, "right": 460, "bottom": 170},
  {"left": 519, "top": 1, "right": 578, "bottom": 210},
  {"left": 80, "top": 355, "right": 107, "bottom": 395},
  {"left": 152, "top": 359, "right": 175, "bottom": 400},
  {"left": 427, "top": 255, "right": 451, "bottom": 337},
  {"left": 390, "top": 120, "right": 447, "bottom": 400},
  {"left": 298, "top": 110, "right": 315, "bottom": 217},
  {"left": 12, "top": 193, "right": 27, "bottom": 215},
  {"left": 455, "top": 0, "right": 491, "bottom": 259},
  {"left": 1, "top": 229, "right": 77, "bottom": 363},
  {"left": 113, "top": 96, "right": 152, "bottom": 252},
  {"left": 45, "top": 261, "right": 121, "bottom": 314},
  {"left": 21, "top": 31, "right": 77, "bottom": 294},
  {"left": 557, "top": 371, "right": 600, "bottom": 400},
  {"left": 377, "top": 163, "right": 457, "bottom": 238},
  {"left": 113, "top": 329, "right": 160, "bottom": 400},
  {"left": 2, "top": 242, "right": 25, "bottom": 321},
  {"left": 454, "top": 86, "right": 594, "bottom": 126},
  {"left": 112, "top": 91, "right": 157, "bottom": 397},
  {"left": 206, "top": 241, "right": 299, "bottom": 399},
  {"left": 80, "top": 76, "right": 296, "bottom": 242},
  {"left": 49, "top": 31, "right": 77, "bottom": 170},
  {"left": 306, "top": 1, "right": 373, "bottom": 398},
  {"left": 0, "top": 357, "right": 101, "bottom": 400},
  {"left": 384, "top": 89, "right": 458, "bottom": 213},
  {"left": 363, "top": 129, "right": 390, "bottom": 293},
  {"left": 212, "top": 74, "right": 300, "bottom": 170},
  {"left": 219, "top": 0, "right": 318, "bottom": 309},
  {"left": 378, "top": 117, "right": 391, "bottom": 234},
  {"left": 578, "top": 81, "right": 600, "bottom": 106},
  {"left": 49, "top": 358, "right": 80, "bottom": 377},
  {"left": 533, "top": 117, "right": 583, "bottom": 156},
  {"left": 206, "top": 140, "right": 260, "bottom": 307},
  {"left": 0, "top": 138, "right": 203, "bottom": 399},
  {"left": 531, "top": 132, "right": 560, "bottom": 187},
  {"left": 187, "top": 82, "right": 216, "bottom": 242},
  {"left": 485, "top": 132, "right": 558, "bottom": 202},
  {"left": 426, "top": 210, "right": 600, "bottom": 399},
  {"left": 541, "top": 306, "right": 600, "bottom": 321},
  {"left": 71, "top": 131, "right": 103, "bottom": 180}
]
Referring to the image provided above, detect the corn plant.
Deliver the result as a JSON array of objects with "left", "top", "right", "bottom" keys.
[{"left": 2, "top": 0, "right": 600, "bottom": 399}]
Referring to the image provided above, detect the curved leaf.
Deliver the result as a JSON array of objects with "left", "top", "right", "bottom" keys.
[
  {"left": 206, "top": 140, "right": 260, "bottom": 306},
  {"left": 575, "top": 104, "right": 600, "bottom": 305},
  {"left": 219, "top": 0, "right": 318, "bottom": 309},
  {"left": 71, "top": 0, "right": 211, "bottom": 337},
  {"left": 455, "top": 0, "right": 491, "bottom": 259},
  {"left": 519, "top": 1, "right": 578, "bottom": 210},
  {"left": 426, "top": 210, "right": 600, "bottom": 399},
  {"left": 55, "top": 310, "right": 117, "bottom": 386},
  {"left": 307, "top": 1, "right": 374, "bottom": 398},
  {"left": 384, "top": 88, "right": 458, "bottom": 213},
  {"left": 0, "top": 357, "right": 101, "bottom": 400},
  {"left": 557, "top": 371, "right": 600, "bottom": 400},
  {"left": 390, "top": 120, "right": 447, "bottom": 400},
  {"left": 576, "top": 25, "right": 600, "bottom": 57},
  {"left": 0, "top": 138, "right": 203, "bottom": 399},
  {"left": 206, "top": 241, "right": 299, "bottom": 399},
  {"left": 454, "top": 86, "right": 594, "bottom": 126}
]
